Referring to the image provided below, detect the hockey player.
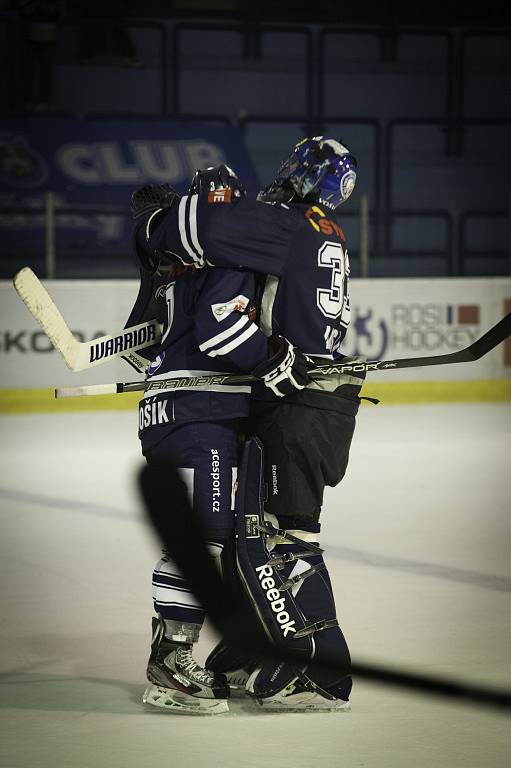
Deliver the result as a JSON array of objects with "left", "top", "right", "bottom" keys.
[
  {"left": 132, "top": 138, "right": 363, "bottom": 713},
  {"left": 128, "top": 167, "right": 311, "bottom": 715}
]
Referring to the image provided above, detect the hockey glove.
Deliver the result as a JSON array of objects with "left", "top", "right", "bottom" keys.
[
  {"left": 189, "top": 164, "right": 246, "bottom": 198},
  {"left": 130, "top": 183, "right": 180, "bottom": 220},
  {"left": 252, "top": 336, "right": 310, "bottom": 397},
  {"left": 131, "top": 184, "right": 181, "bottom": 275}
]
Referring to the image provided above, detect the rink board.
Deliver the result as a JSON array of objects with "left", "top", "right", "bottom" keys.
[{"left": 1, "top": 276, "right": 510, "bottom": 411}]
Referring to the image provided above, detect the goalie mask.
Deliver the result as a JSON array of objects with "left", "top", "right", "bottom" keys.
[{"left": 258, "top": 136, "right": 357, "bottom": 211}]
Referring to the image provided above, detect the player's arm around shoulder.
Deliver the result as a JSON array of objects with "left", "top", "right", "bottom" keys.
[
  {"left": 202, "top": 196, "right": 300, "bottom": 275},
  {"left": 141, "top": 190, "right": 251, "bottom": 271}
]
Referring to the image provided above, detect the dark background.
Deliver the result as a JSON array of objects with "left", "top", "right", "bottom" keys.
[{"left": 1, "top": 0, "right": 510, "bottom": 278}]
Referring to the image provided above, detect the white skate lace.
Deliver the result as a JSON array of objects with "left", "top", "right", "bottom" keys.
[
  {"left": 176, "top": 648, "right": 214, "bottom": 685},
  {"left": 228, "top": 672, "right": 248, "bottom": 687}
]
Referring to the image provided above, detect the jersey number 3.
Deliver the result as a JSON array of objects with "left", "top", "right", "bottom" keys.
[{"left": 316, "top": 241, "right": 349, "bottom": 324}]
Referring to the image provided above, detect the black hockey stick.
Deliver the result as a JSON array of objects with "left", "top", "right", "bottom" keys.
[
  {"left": 310, "top": 311, "right": 511, "bottom": 374},
  {"left": 56, "top": 313, "right": 511, "bottom": 398},
  {"left": 139, "top": 462, "right": 511, "bottom": 712}
]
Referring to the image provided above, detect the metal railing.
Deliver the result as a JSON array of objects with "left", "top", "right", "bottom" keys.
[{"left": 0, "top": 196, "right": 130, "bottom": 279}]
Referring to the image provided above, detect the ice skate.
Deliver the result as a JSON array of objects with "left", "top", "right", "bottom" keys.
[
  {"left": 144, "top": 617, "right": 229, "bottom": 715},
  {"left": 205, "top": 638, "right": 257, "bottom": 695},
  {"left": 245, "top": 664, "right": 350, "bottom": 713}
]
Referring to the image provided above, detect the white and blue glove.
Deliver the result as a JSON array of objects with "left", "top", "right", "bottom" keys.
[
  {"left": 252, "top": 336, "right": 310, "bottom": 397},
  {"left": 188, "top": 164, "right": 246, "bottom": 198}
]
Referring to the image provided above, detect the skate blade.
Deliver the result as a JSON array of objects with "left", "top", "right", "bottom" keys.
[
  {"left": 253, "top": 692, "right": 351, "bottom": 713},
  {"left": 143, "top": 684, "right": 229, "bottom": 715}
]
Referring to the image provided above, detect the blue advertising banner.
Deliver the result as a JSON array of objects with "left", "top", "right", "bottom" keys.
[{"left": 0, "top": 118, "right": 260, "bottom": 273}]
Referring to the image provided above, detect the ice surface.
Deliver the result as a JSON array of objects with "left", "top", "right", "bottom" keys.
[{"left": 0, "top": 403, "right": 510, "bottom": 768}]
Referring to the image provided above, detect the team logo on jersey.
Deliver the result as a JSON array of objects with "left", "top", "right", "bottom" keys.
[
  {"left": 211, "top": 294, "right": 250, "bottom": 321},
  {"left": 207, "top": 187, "right": 232, "bottom": 204},
  {"left": 148, "top": 351, "right": 166, "bottom": 375},
  {"left": 305, "top": 206, "right": 345, "bottom": 240}
]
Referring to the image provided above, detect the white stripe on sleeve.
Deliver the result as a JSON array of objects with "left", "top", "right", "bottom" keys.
[
  {"left": 207, "top": 322, "right": 259, "bottom": 357},
  {"left": 178, "top": 196, "right": 200, "bottom": 264},
  {"left": 199, "top": 315, "right": 249, "bottom": 351},
  {"left": 189, "top": 195, "right": 204, "bottom": 258}
]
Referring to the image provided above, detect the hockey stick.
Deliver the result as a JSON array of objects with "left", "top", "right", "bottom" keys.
[
  {"left": 140, "top": 462, "right": 511, "bottom": 711},
  {"left": 13, "top": 267, "right": 162, "bottom": 372},
  {"left": 55, "top": 313, "right": 511, "bottom": 398}
]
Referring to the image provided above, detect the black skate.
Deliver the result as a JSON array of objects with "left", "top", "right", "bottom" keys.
[{"left": 143, "top": 617, "right": 230, "bottom": 715}]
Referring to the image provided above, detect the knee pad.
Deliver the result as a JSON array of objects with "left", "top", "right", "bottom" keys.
[{"left": 235, "top": 438, "right": 351, "bottom": 695}]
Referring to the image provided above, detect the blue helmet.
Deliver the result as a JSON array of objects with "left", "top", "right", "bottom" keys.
[{"left": 258, "top": 136, "right": 357, "bottom": 211}]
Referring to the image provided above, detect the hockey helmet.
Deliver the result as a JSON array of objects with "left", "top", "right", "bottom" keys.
[{"left": 258, "top": 136, "right": 357, "bottom": 210}]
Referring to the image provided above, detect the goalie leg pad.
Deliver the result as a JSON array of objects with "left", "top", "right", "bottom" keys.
[
  {"left": 235, "top": 438, "right": 314, "bottom": 657},
  {"left": 235, "top": 438, "right": 351, "bottom": 699}
]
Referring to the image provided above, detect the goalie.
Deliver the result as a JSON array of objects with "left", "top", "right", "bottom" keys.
[{"left": 128, "top": 138, "right": 365, "bottom": 713}]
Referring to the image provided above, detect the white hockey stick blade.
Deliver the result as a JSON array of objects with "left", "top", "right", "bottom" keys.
[{"left": 13, "top": 267, "right": 162, "bottom": 371}]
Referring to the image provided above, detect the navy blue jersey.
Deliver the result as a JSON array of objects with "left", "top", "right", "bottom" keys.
[
  {"left": 137, "top": 266, "right": 269, "bottom": 446},
  {"left": 144, "top": 195, "right": 350, "bottom": 359}
]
